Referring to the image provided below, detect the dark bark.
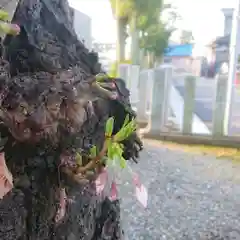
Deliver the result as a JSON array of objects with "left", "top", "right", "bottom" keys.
[{"left": 0, "top": 0, "right": 142, "bottom": 239}]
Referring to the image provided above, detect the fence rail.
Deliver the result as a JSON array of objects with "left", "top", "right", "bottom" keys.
[{"left": 119, "top": 64, "right": 240, "bottom": 145}]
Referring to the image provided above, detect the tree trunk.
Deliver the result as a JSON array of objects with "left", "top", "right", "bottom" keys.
[
  {"left": 116, "top": 17, "right": 126, "bottom": 62},
  {"left": 0, "top": 0, "right": 142, "bottom": 239},
  {"left": 139, "top": 49, "right": 145, "bottom": 68},
  {"left": 130, "top": 13, "right": 140, "bottom": 65},
  {"left": 147, "top": 51, "right": 155, "bottom": 68}
]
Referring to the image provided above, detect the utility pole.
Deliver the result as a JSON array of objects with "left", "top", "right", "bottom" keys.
[{"left": 224, "top": 1, "right": 240, "bottom": 135}]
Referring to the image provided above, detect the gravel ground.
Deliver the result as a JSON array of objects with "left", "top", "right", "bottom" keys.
[{"left": 120, "top": 141, "right": 240, "bottom": 240}]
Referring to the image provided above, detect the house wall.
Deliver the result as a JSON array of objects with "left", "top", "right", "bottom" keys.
[
  {"left": 222, "top": 8, "right": 234, "bottom": 36},
  {"left": 171, "top": 57, "right": 192, "bottom": 71},
  {"left": 170, "top": 56, "right": 201, "bottom": 76},
  {"left": 191, "top": 58, "right": 202, "bottom": 76},
  {"left": 222, "top": 8, "right": 240, "bottom": 56},
  {"left": 224, "top": 16, "right": 232, "bottom": 36},
  {"left": 215, "top": 47, "right": 229, "bottom": 63}
]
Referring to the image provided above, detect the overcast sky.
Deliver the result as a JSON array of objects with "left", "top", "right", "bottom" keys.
[{"left": 69, "top": 0, "right": 236, "bottom": 45}]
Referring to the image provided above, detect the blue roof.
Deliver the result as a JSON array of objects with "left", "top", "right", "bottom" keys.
[{"left": 164, "top": 44, "right": 193, "bottom": 57}]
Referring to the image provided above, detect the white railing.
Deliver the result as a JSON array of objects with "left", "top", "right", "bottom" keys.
[{"left": 119, "top": 64, "right": 230, "bottom": 138}]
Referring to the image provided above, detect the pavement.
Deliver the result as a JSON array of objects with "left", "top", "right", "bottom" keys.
[
  {"left": 173, "top": 76, "right": 240, "bottom": 134},
  {"left": 122, "top": 141, "right": 240, "bottom": 239}
]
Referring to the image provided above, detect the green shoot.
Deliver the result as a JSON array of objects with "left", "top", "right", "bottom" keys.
[
  {"left": 113, "top": 118, "right": 137, "bottom": 142},
  {"left": 0, "top": 10, "right": 9, "bottom": 21},
  {"left": 105, "top": 116, "right": 136, "bottom": 168},
  {"left": 76, "top": 152, "right": 83, "bottom": 166},
  {"left": 96, "top": 73, "right": 108, "bottom": 82},
  {"left": 122, "top": 114, "right": 130, "bottom": 127},
  {"left": 80, "top": 116, "right": 136, "bottom": 173},
  {"left": 105, "top": 117, "right": 114, "bottom": 137},
  {"left": 90, "top": 145, "right": 97, "bottom": 158}
]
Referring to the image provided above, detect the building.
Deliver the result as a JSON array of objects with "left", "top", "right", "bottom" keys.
[
  {"left": 222, "top": 8, "right": 234, "bottom": 36},
  {"left": 208, "top": 8, "right": 240, "bottom": 73},
  {"left": 163, "top": 43, "right": 203, "bottom": 76},
  {"left": 71, "top": 8, "right": 92, "bottom": 50},
  {"left": 164, "top": 44, "right": 193, "bottom": 71},
  {"left": 164, "top": 44, "right": 192, "bottom": 70}
]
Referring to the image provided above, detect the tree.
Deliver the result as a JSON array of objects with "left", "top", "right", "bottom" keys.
[
  {"left": 180, "top": 30, "right": 194, "bottom": 44},
  {"left": 128, "top": 0, "right": 165, "bottom": 64},
  {"left": 140, "top": 23, "right": 171, "bottom": 67},
  {"left": 109, "top": 0, "right": 130, "bottom": 62},
  {"left": 109, "top": 0, "right": 164, "bottom": 63},
  {"left": 161, "top": 3, "right": 181, "bottom": 31},
  {"left": 0, "top": 1, "right": 142, "bottom": 239},
  {"left": 109, "top": 0, "right": 172, "bottom": 66},
  {"left": 136, "top": 2, "right": 175, "bottom": 67}
]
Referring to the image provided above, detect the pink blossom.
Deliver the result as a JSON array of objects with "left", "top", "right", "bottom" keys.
[{"left": 0, "top": 152, "right": 13, "bottom": 199}]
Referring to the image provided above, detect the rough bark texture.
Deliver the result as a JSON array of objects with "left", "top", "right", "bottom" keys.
[{"left": 0, "top": 0, "right": 142, "bottom": 239}]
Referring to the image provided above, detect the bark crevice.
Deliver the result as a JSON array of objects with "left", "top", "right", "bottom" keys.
[{"left": 0, "top": 0, "right": 142, "bottom": 239}]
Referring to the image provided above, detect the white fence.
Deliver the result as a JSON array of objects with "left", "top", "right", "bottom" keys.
[{"left": 118, "top": 64, "right": 232, "bottom": 138}]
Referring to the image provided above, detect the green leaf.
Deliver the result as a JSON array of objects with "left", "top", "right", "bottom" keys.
[
  {"left": 76, "top": 152, "right": 82, "bottom": 166},
  {"left": 0, "top": 22, "right": 20, "bottom": 36},
  {"left": 122, "top": 114, "right": 130, "bottom": 127},
  {"left": 0, "top": 10, "right": 9, "bottom": 21},
  {"left": 107, "top": 141, "right": 114, "bottom": 159},
  {"left": 114, "top": 119, "right": 137, "bottom": 142},
  {"left": 86, "top": 170, "right": 95, "bottom": 176},
  {"left": 114, "top": 143, "right": 123, "bottom": 155},
  {"left": 96, "top": 73, "right": 108, "bottom": 82},
  {"left": 119, "top": 156, "right": 126, "bottom": 168},
  {"left": 105, "top": 117, "right": 114, "bottom": 137},
  {"left": 100, "top": 156, "right": 108, "bottom": 164},
  {"left": 90, "top": 145, "right": 97, "bottom": 158}
]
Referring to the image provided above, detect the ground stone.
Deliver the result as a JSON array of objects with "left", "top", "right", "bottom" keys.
[{"left": 121, "top": 141, "right": 240, "bottom": 240}]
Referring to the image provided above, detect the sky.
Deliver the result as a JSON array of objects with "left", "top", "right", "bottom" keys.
[
  {"left": 171, "top": 0, "right": 235, "bottom": 44},
  {"left": 68, "top": 0, "right": 115, "bottom": 43},
  {"left": 68, "top": 0, "right": 236, "bottom": 56}
]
